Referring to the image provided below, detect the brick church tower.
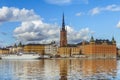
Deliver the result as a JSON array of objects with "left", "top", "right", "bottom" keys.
[{"left": 60, "top": 13, "right": 67, "bottom": 47}]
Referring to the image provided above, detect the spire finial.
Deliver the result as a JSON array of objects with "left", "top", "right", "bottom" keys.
[
  {"left": 112, "top": 36, "right": 116, "bottom": 43},
  {"left": 90, "top": 36, "right": 94, "bottom": 42},
  {"left": 62, "top": 13, "right": 65, "bottom": 29}
]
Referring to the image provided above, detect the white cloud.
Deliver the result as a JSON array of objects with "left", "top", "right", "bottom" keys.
[
  {"left": 67, "top": 26, "right": 92, "bottom": 43},
  {"left": 0, "top": 6, "right": 39, "bottom": 22},
  {"left": 14, "top": 19, "right": 93, "bottom": 44},
  {"left": 90, "top": 4, "right": 120, "bottom": 15},
  {"left": 0, "top": 6, "right": 93, "bottom": 44},
  {"left": 105, "top": 4, "right": 120, "bottom": 11},
  {"left": 117, "top": 21, "right": 120, "bottom": 28},
  {"left": 75, "top": 12, "right": 82, "bottom": 16},
  {"left": 90, "top": 7, "right": 101, "bottom": 15}
]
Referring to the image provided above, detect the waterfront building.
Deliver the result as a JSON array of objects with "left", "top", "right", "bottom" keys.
[
  {"left": 117, "top": 48, "right": 120, "bottom": 56},
  {"left": 17, "top": 42, "right": 24, "bottom": 53},
  {"left": 58, "top": 47, "right": 71, "bottom": 57},
  {"left": 78, "top": 36, "right": 117, "bottom": 58},
  {"left": 12, "top": 43, "right": 18, "bottom": 53},
  {"left": 44, "top": 41, "right": 58, "bottom": 56},
  {"left": 58, "top": 14, "right": 117, "bottom": 58},
  {"left": 8, "top": 42, "right": 24, "bottom": 54},
  {"left": 0, "top": 48, "right": 9, "bottom": 54},
  {"left": 58, "top": 45, "right": 80, "bottom": 57},
  {"left": 23, "top": 44, "right": 45, "bottom": 55}
]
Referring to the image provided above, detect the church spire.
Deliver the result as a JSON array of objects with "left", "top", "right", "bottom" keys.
[
  {"left": 60, "top": 13, "right": 67, "bottom": 47},
  {"left": 62, "top": 13, "right": 65, "bottom": 30}
]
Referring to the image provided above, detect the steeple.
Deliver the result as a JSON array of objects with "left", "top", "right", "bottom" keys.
[
  {"left": 14, "top": 43, "right": 17, "bottom": 48},
  {"left": 62, "top": 13, "right": 65, "bottom": 31},
  {"left": 112, "top": 36, "right": 116, "bottom": 44},
  {"left": 90, "top": 36, "right": 94, "bottom": 42},
  {"left": 60, "top": 13, "right": 67, "bottom": 47},
  {"left": 18, "top": 42, "right": 22, "bottom": 47}
]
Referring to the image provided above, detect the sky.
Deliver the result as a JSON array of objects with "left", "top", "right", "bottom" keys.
[{"left": 0, "top": 0, "right": 120, "bottom": 47}]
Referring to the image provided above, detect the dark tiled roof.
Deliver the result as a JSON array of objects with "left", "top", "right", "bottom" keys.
[
  {"left": 67, "top": 44, "right": 77, "bottom": 47},
  {"left": 95, "top": 39, "right": 113, "bottom": 44},
  {"left": 25, "top": 43, "right": 48, "bottom": 46}
]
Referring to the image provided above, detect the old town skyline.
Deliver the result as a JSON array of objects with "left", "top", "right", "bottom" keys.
[{"left": 0, "top": 0, "right": 120, "bottom": 48}]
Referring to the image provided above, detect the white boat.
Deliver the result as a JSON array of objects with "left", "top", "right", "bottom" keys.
[{"left": 1, "top": 53, "right": 41, "bottom": 60}]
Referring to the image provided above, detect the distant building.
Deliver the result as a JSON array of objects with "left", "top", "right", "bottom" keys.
[
  {"left": 78, "top": 36, "right": 117, "bottom": 58},
  {"left": 0, "top": 48, "right": 9, "bottom": 54},
  {"left": 58, "top": 47, "right": 71, "bottom": 57},
  {"left": 45, "top": 41, "right": 58, "bottom": 56},
  {"left": 58, "top": 14, "right": 117, "bottom": 58},
  {"left": 117, "top": 48, "right": 120, "bottom": 56},
  {"left": 17, "top": 42, "right": 24, "bottom": 53},
  {"left": 8, "top": 42, "right": 24, "bottom": 54},
  {"left": 23, "top": 44, "right": 45, "bottom": 55}
]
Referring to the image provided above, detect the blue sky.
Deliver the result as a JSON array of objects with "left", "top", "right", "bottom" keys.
[{"left": 0, "top": 0, "right": 120, "bottom": 47}]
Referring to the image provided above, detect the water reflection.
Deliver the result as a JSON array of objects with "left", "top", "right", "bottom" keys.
[
  {"left": 59, "top": 59, "right": 117, "bottom": 80},
  {"left": 0, "top": 59, "right": 118, "bottom": 80}
]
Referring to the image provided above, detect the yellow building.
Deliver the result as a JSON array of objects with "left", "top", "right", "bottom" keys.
[
  {"left": 58, "top": 47, "right": 71, "bottom": 57},
  {"left": 23, "top": 44, "right": 45, "bottom": 55},
  {"left": 0, "top": 48, "right": 9, "bottom": 54},
  {"left": 58, "top": 45, "right": 80, "bottom": 57}
]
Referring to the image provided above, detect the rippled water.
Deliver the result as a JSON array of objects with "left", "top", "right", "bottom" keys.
[{"left": 0, "top": 59, "right": 120, "bottom": 80}]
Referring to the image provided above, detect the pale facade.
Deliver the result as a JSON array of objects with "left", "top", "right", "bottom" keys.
[{"left": 45, "top": 42, "right": 58, "bottom": 56}]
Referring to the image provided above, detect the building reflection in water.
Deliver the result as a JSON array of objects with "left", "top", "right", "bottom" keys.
[
  {"left": 59, "top": 59, "right": 69, "bottom": 80},
  {"left": 59, "top": 59, "right": 117, "bottom": 80},
  {"left": 0, "top": 59, "right": 117, "bottom": 80},
  {"left": 82, "top": 59, "right": 117, "bottom": 79}
]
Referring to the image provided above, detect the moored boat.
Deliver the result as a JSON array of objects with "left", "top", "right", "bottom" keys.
[{"left": 1, "top": 53, "right": 41, "bottom": 60}]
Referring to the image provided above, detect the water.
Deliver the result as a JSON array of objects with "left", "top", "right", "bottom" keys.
[{"left": 0, "top": 59, "right": 120, "bottom": 80}]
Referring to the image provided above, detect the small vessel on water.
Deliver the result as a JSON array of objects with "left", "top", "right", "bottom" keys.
[{"left": 0, "top": 52, "right": 41, "bottom": 60}]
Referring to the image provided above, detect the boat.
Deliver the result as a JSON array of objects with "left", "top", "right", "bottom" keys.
[
  {"left": 0, "top": 53, "right": 41, "bottom": 60},
  {"left": 41, "top": 54, "right": 51, "bottom": 58}
]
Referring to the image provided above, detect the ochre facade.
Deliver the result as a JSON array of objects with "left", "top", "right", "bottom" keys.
[
  {"left": 58, "top": 37, "right": 117, "bottom": 58},
  {"left": 79, "top": 37, "right": 117, "bottom": 58},
  {"left": 58, "top": 47, "right": 71, "bottom": 57},
  {"left": 82, "top": 43, "right": 116, "bottom": 58},
  {"left": 23, "top": 44, "right": 45, "bottom": 55},
  {"left": 0, "top": 48, "right": 9, "bottom": 54}
]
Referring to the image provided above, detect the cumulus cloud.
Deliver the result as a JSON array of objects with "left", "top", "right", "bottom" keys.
[
  {"left": 117, "top": 21, "right": 120, "bottom": 28},
  {"left": 14, "top": 20, "right": 60, "bottom": 43},
  {"left": 0, "top": 6, "right": 93, "bottom": 44},
  {"left": 90, "top": 4, "right": 120, "bottom": 15},
  {"left": 67, "top": 26, "right": 92, "bottom": 43},
  {"left": 14, "top": 19, "right": 93, "bottom": 44},
  {"left": 0, "top": 6, "right": 39, "bottom": 22}
]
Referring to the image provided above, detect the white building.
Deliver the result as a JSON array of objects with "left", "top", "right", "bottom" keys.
[{"left": 45, "top": 42, "right": 58, "bottom": 56}]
